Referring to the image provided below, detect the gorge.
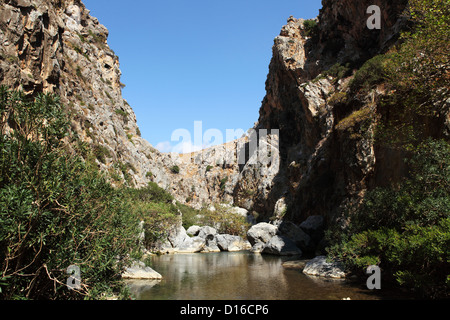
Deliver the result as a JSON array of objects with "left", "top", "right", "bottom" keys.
[{"left": 0, "top": 0, "right": 448, "bottom": 300}]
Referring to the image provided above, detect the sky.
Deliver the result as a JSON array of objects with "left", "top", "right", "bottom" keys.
[{"left": 83, "top": 0, "right": 323, "bottom": 153}]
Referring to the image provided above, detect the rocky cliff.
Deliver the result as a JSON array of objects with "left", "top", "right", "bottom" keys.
[
  {"left": 2, "top": 0, "right": 444, "bottom": 225},
  {"left": 233, "top": 0, "right": 414, "bottom": 224},
  {"left": 0, "top": 0, "right": 160, "bottom": 187},
  {"left": 0, "top": 0, "right": 255, "bottom": 210}
]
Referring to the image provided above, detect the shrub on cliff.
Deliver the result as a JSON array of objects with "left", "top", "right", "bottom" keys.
[
  {"left": 328, "top": 0, "right": 450, "bottom": 298},
  {"left": 123, "top": 183, "right": 179, "bottom": 246},
  {"left": 0, "top": 87, "right": 142, "bottom": 300},
  {"left": 327, "top": 139, "right": 450, "bottom": 298}
]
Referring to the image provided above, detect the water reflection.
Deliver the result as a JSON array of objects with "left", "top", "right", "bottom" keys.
[{"left": 127, "top": 252, "right": 380, "bottom": 300}]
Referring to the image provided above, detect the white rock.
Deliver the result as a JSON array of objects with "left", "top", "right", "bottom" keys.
[
  {"left": 122, "top": 261, "right": 162, "bottom": 280},
  {"left": 303, "top": 256, "right": 346, "bottom": 279}
]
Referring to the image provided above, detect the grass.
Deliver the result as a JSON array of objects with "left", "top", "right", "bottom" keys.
[{"left": 336, "top": 107, "right": 373, "bottom": 132}]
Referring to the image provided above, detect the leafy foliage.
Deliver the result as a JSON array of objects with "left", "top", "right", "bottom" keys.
[
  {"left": 327, "top": 139, "right": 450, "bottom": 298},
  {"left": 349, "top": 54, "right": 391, "bottom": 93},
  {"left": 303, "top": 19, "right": 318, "bottom": 37},
  {"left": 327, "top": 0, "right": 450, "bottom": 299},
  {"left": 196, "top": 204, "right": 250, "bottom": 238},
  {"left": 0, "top": 87, "right": 142, "bottom": 300}
]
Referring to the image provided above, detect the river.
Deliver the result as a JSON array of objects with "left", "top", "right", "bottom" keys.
[{"left": 126, "top": 252, "right": 393, "bottom": 300}]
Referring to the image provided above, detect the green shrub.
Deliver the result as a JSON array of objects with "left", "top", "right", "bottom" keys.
[
  {"left": 177, "top": 202, "right": 200, "bottom": 230},
  {"left": 197, "top": 205, "right": 250, "bottom": 238},
  {"left": 0, "top": 87, "right": 141, "bottom": 300},
  {"left": 171, "top": 165, "right": 180, "bottom": 174},
  {"left": 323, "top": 63, "right": 352, "bottom": 83},
  {"left": 327, "top": 139, "right": 450, "bottom": 298},
  {"left": 93, "top": 144, "right": 111, "bottom": 164},
  {"left": 126, "top": 182, "right": 174, "bottom": 204},
  {"left": 303, "top": 19, "right": 318, "bottom": 37},
  {"left": 114, "top": 108, "right": 128, "bottom": 119},
  {"left": 220, "top": 177, "right": 228, "bottom": 191},
  {"left": 206, "top": 165, "right": 213, "bottom": 173},
  {"left": 349, "top": 55, "right": 391, "bottom": 93}
]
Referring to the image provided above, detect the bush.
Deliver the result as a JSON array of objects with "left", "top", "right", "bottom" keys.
[
  {"left": 0, "top": 87, "right": 142, "bottom": 300},
  {"left": 327, "top": 139, "right": 450, "bottom": 298},
  {"left": 177, "top": 202, "right": 200, "bottom": 230},
  {"left": 303, "top": 19, "right": 318, "bottom": 37},
  {"left": 220, "top": 177, "right": 228, "bottom": 191},
  {"left": 171, "top": 165, "right": 180, "bottom": 174},
  {"left": 93, "top": 144, "right": 111, "bottom": 164},
  {"left": 349, "top": 54, "right": 391, "bottom": 93},
  {"left": 197, "top": 205, "right": 250, "bottom": 238},
  {"left": 126, "top": 182, "right": 174, "bottom": 204}
]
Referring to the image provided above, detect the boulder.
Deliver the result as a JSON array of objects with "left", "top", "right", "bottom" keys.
[
  {"left": 251, "top": 241, "right": 266, "bottom": 253},
  {"left": 302, "top": 256, "right": 346, "bottom": 279},
  {"left": 198, "top": 226, "right": 218, "bottom": 239},
  {"left": 168, "top": 225, "right": 189, "bottom": 249},
  {"left": 122, "top": 261, "right": 162, "bottom": 280},
  {"left": 186, "top": 225, "right": 201, "bottom": 237},
  {"left": 216, "top": 234, "right": 251, "bottom": 252},
  {"left": 178, "top": 236, "right": 206, "bottom": 253},
  {"left": 247, "top": 223, "right": 278, "bottom": 246},
  {"left": 262, "top": 235, "right": 302, "bottom": 256},
  {"left": 277, "top": 221, "right": 313, "bottom": 252},
  {"left": 299, "top": 215, "right": 325, "bottom": 243},
  {"left": 202, "top": 233, "right": 221, "bottom": 253}
]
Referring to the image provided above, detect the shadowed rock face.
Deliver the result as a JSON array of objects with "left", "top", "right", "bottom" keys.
[{"left": 233, "top": 0, "right": 412, "bottom": 225}]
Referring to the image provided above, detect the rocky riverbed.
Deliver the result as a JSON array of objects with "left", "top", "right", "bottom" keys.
[{"left": 122, "top": 213, "right": 346, "bottom": 281}]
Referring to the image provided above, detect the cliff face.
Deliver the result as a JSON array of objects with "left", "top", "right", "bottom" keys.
[
  {"left": 232, "top": 0, "right": 413, "bottom": 224},
  {"left": 0, "top": 0, "right": 158, "bottom": 186},
  {"left": 2, "top": 0, "right": 441, "bottom": 222},
  {"left": 0, "top": 0, "right": 256, "bottom": 210}
]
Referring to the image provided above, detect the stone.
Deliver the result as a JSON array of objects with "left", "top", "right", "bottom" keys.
[
  {"left": 277, "top": 221, "right": 313, "bottom": 252},
  {"left": 247, "top": 223, "right": 278, "bottom": 246},
  {"left": 122, "top": 261, "right": 162, "bottom": 280},
  {"left": 250, "top": 242, "right": 266, "bottom": 253},
  {"left": 186, "top": 225, "right": 201, "bottom": 237},
  {"left": 262, "top": 235, "right": 302, "bottom": 256},
  {"left": 168, "top": 225, "right": 189, "bottom": 249},
  {"left": 178, "top": 236, "right": 205, "bottom": 254},
  {"left": 197, "top": 226, "right": 217, "bottom": 239},
  {"left": 302, "top": 256, "right": 346, "bottom": 279},
  {"left": 215, "top": 234, "right": 251, "bottom": 252},
  {"left": 282, "top": 260, "right": 308, "bottom": 270},
  {"left": 300, "top": 215, "right": 325, "bottom": 243}
]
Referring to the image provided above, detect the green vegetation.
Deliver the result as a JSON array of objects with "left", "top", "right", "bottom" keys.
[
  {"left": 219, "top": 177, "right": 228, "bottom": 191},
  {"left": 0, "top": 87, "right": 141, "bottom": 299},
  {"left": 327, "top": 0, "right": 450, "bottom": 299},
  {"left": 0, "top": 87, "right": 199, "bottom": 299},
  {"left": 303, "top": 19, "right": 318, "bottom": 37},
  {"left": 171, "top": 165, "right": 180, "bottom": 174},
  {"left": 327, "top": 139, "right": 450, "bottom": 298},
  {"left": 123, "top": 183, "right": 178, "bottom": 247},
  {"left": 196, "top": 205, "right": 250, "bottom": 238},
  {"left": 349, "top": 54, "right": 390, "bottom": 93},
  {"left": 75, "top": 66, "right": 83, "bottom": 81},
  {"left": 93, "top": 144, "right": 111, "bottom": 164},
  {"left": 206, "top": 165, "right": 213, "bottom": 173},
  {"left": 114, "top": 108, "right": 128, "bottom": 121}
]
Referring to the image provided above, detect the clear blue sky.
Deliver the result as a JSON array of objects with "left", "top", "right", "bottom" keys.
[{"left": 83, "top": 0, "right": 322, "bottom": 152}]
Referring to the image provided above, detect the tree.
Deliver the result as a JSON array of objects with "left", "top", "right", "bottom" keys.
[{"left": 0, "top": 87, "right": 141, "bottom": 299}]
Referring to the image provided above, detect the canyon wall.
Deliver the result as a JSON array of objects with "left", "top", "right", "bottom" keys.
[{"left": 4, "top": 0, "right": 436, "bottom": 226}]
